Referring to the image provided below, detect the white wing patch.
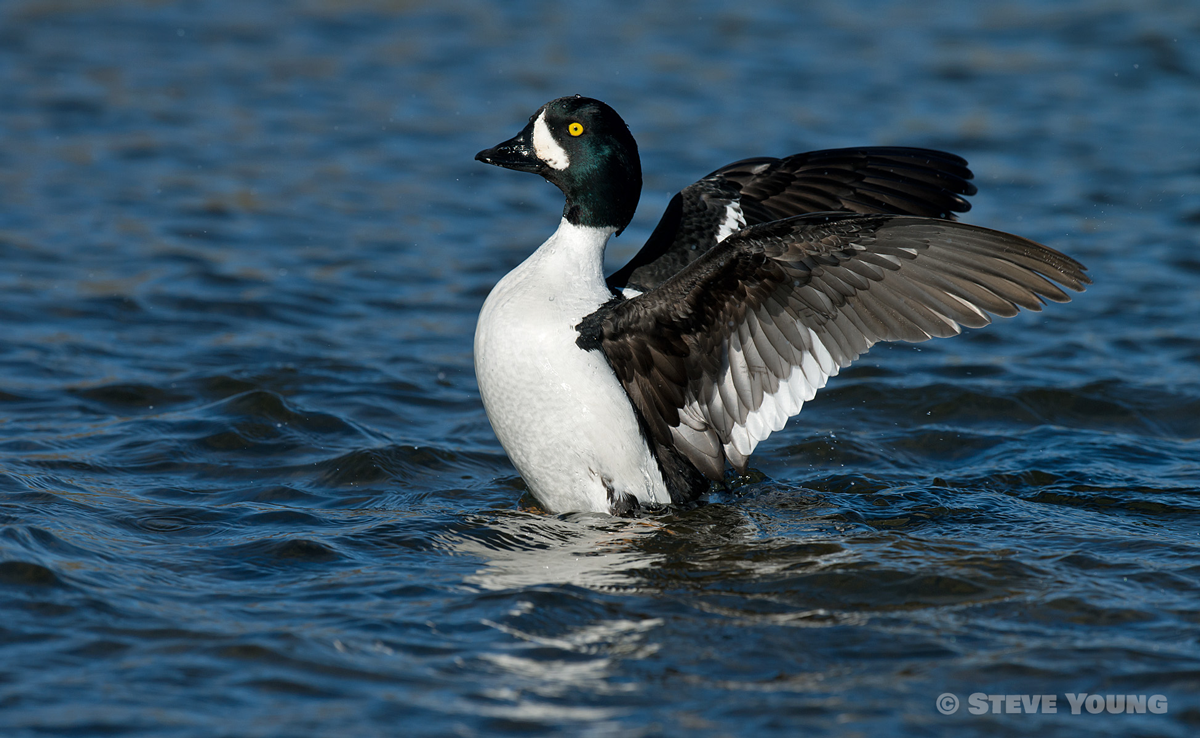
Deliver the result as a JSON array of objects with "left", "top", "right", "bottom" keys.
[
  {"left": 676, "top": 304, "right": 855, "bottom": 475},
  {"left": 714, "top": 201, "right": 745, "bottom": 243},
  {"left": 532, "top": 110, "right": 570, "bottom": 170},
  {"left": 725, "top": 321, "right": 835, "bottom": 468}
]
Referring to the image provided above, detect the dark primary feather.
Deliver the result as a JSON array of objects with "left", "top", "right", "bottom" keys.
[
  {"left": 607, "top": 147, "right": 978, "bottom": 294},
  {"left": 593, "top": 213, "right": 1090, "bottom": 496}
]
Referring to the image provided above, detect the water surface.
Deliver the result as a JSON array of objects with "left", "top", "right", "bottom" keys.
[{"left": 2, "top": 1, "right": 1199, "bottom": 736}]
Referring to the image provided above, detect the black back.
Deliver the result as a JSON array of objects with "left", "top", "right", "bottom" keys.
[{"left": 608, "top": 147, "right": 978, "bottom": 294}]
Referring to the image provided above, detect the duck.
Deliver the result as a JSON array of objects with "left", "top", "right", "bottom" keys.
[{"left": 473, "top": 95, "right": 1089, "bottom": 516}]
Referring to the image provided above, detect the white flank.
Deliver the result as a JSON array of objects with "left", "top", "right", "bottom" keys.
[{"left": 474, "top": 219, "right": 672, "bottom": 514}]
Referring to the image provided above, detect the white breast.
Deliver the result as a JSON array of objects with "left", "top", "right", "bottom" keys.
[{"left": 474, "top": 219, "right": 671, "bottom": 514}]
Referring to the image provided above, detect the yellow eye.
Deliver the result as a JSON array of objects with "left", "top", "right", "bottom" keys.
[{"left": 568, "top": 122, "right": 584, "bottom": 137}]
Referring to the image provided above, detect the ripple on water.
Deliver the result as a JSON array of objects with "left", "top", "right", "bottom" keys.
[
  {"left": 1, "top": 0, "right": 1200, "bottom": 735},
  {"left": 0, "top": 560, "right": 66, "bottom": 588}
]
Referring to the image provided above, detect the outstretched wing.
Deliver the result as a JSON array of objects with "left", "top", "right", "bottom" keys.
[
  {"left": 607, "top": 147, "right": 978, "bottom": 294},
  {"left": 591, "top": 213, "right": 1090, "bottom": 481}
]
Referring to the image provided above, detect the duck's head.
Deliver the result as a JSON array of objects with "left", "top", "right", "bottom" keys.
[{"left": 476, "top": 96, "right": 642, "bottom": 236}]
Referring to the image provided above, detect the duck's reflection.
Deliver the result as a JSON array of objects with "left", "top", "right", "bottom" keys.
[{"left": 446, "top": 509, "right": 669, "bottom": 591}]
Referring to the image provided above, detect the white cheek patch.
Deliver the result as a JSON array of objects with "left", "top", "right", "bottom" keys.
[{"left": 532, "top": 110, "right": 571, "bottom": 170}]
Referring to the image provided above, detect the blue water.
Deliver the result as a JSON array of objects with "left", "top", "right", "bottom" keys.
[{"left": 2, "top": 1, "right": 1199, "bottom": 736}]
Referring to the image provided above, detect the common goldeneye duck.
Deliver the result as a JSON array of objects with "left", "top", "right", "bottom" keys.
[{"left": 474, "top": 95, "right": 1089, "bottom": 516}]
